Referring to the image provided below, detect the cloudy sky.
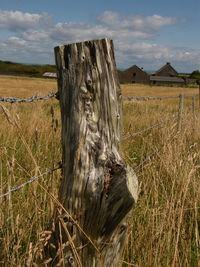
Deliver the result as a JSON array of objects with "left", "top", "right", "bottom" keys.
[{"left": 0, "top": 0, "right": 199, "bottom": 72}]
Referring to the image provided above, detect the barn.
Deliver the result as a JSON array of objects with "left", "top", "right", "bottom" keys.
[
  {"left": 153, "top": 62, "right": 178, "bottom": 77},
  {"left": 119, "top": 65, "right": 149, "bottom": 84},
  {"left": 150, "top": 62, "right": 185, "bottom": 86},
  {"left": 149, "top": 76, "right": 185, "bottom": 86}
]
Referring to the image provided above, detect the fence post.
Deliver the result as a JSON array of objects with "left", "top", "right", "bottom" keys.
[
  {"left": 192, "top": 95, "right": 195, "bottom": 124},
  {"left": 178, "top": 94, "right": 184, "bottom": 131},
  {"left": 47, "top": 39, "right": 138, "bottom": 266},
  {"left": 199, "top": 83, "right": 200, "bottom": 111},
  {"left": 192, "top": 96, "right": 195, "bottom": 113}
]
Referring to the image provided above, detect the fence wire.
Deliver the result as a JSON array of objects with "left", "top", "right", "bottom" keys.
[
  {"left": 0, "top": 163, "right": 62, "bottom": 198},
  {"left": 0, "top": 93, "right": 197, "bottom": 104},
  {"left": 122, "top": 113, "right": 177, "bottom": 140},
  {"left": 0, "top": 90, "right": 197, "bottom": 198},
  {"left": 132, "top": 109, "right": 194, "bottom": 174},
  {"left": 133, "top": 125, "right": 178, "bottom": 173},
  {"left": 123, "top": 94, "right": 198, "bottom": 102},
  {"left": 0, "top": 92, "right": 57, "bottom": 103}
]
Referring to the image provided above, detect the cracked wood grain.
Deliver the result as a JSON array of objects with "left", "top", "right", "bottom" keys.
[{"left": 47, "top": 38, "right": 138, "bottom": 266}]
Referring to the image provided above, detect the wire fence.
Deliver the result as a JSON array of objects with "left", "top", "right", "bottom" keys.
[
  {"left": 123, "top": 94, "right": 199, "bottom": 101},
  {"left": 0, "top": 92, "right": 197, "bottom": 104},
  {"left": 0, "top": 163, "right": 62, "bottom": 198},
  {"left": 0, "top": 92, "right": 58, "bottom": 103},
  {"left": 122, "top": 113, "right": 177, "bottom": 141},
  {"left": 133, "top": 130, "right": 177, "bottom": 173},
  {"left": 0, "top": 91, "right": 198, "bottom": 198}
]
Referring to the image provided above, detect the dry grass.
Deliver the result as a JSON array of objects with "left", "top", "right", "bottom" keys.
[
  {"left": 0, "top": 76, "right": 199, "bottom": 266},
  {"left": 121, "top": 83, "right": 199, "bottom": 97},
  {"left": 0, "top": 75, "right": 57, "bottom": 97},
  {"left": 122, "top": 101, "right": 200, "bottom": 267}
]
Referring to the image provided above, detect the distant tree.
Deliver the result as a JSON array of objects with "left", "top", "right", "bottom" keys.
[
  {"left": 0, "top": 60, "right": 56, "bottom": 78},
  {"left": 190, "top": 70, "right": 200, "bottom": 81}
]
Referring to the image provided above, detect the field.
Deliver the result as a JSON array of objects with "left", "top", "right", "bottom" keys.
[{"left": 0, "top": 76, "right": 199, "bottom": 266}]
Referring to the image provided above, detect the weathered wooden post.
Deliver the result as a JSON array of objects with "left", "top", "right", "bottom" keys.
[{"left": 48, "top": 38, "right": 138, "bottom": 266}]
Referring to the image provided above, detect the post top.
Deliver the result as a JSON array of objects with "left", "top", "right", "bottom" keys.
[{"left": 54, "top": 38, "right": 112, "bottom": 50}]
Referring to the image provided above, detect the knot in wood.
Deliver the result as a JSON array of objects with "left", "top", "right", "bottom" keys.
[
  {"left": 85, "top": 79, "right": 94, "bottom": 94},
  {"left": 103, "top": 155, "right": 125, "bottom": 196},
  {"left": 119, "top": 223, "right": 128, "bottom": 234},
  {"left": 67, "top": 256, "right": 74, "bottom": 266},
  {"left": 105, "top": 155, "right": 124, "bottom": 176}
]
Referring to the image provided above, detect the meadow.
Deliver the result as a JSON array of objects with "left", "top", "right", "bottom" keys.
[{"left": 0, "top": 76, "right": 199, "bottom": 266}]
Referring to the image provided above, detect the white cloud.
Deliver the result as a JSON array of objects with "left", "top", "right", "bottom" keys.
[
  {"left": 47, "top": 12, "right": 178, "bottom": 48},
  {"left": 7, "top": 36, "right": 27, "bottom": 46},
  {"left": 115, "top": 40, "right": 200, "bottom": 72},
  {"left": 49, "top": 21, "right": 151, "bottom": 43},
  {"left": 0, "top": 9, "right": 199, "bottom": 71},
  {"left": 0, "top": 10, "right": 50, "bottom": 31},
  {"left": 98, "top": 11, "right": 178, "bottom": 32},
  {"left": 0, "top": 10, "right": 178, "bottom": 44},
  {"left": 22, "top": 31, "right": 49, "bottom": 41},
  {"left": 49, "top": 22, "right": 105, "bottom": 42},
  {"left": 145, "top": 14, "right": 177, "bottom": 30},
  {"left": 97, "top": 11, "right": 120, "bottom": 27}
]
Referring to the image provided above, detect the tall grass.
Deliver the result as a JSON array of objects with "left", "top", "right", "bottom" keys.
[
  {"left": 0, "top": 77, "right": 199, "bottom": 266},
  {"left": 122, "top": 101, "right": 200, "bottom": 267},
  {"left": 0, "top": 98, "right": 61, "bottom": 266}
]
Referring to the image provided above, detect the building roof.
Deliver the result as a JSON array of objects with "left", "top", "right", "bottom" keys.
[
  {"left": 124, "top": 64, "right": 147, "bottom": 74},
  {"left": 43, "top": 72, "right": 57, "bottom": 78},
  {"left": 150, "top": 76, "right": 185, "bottom": 83},
  {"left": 154, "top": 62, "right": 178, "bottom": 77},
  {"left": 118, "top": 64, "right": 150, "bottom": 84}
]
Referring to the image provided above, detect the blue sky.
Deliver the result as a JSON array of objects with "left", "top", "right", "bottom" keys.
[{"left": 0, "top": 0, "right": 199, "bottom": 72}]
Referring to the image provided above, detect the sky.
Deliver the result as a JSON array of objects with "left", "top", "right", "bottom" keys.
[{"left": 0, "top": 0, "right": 199, "bottom": 72}]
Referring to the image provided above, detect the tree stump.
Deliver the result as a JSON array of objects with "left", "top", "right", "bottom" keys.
[{"left": 48, "top": 38, "right": 138, "bottom": 266}]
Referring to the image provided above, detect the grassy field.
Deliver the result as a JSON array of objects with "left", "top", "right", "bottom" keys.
[
  {"left": 121, "top": 83, "right": 198, "bottom": 97},
  {"left": 0, "top": 76, "right": 199, "bottom": 266},
  {"left": 0, "top": 75, "right": 57, "bottom": 97}
]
